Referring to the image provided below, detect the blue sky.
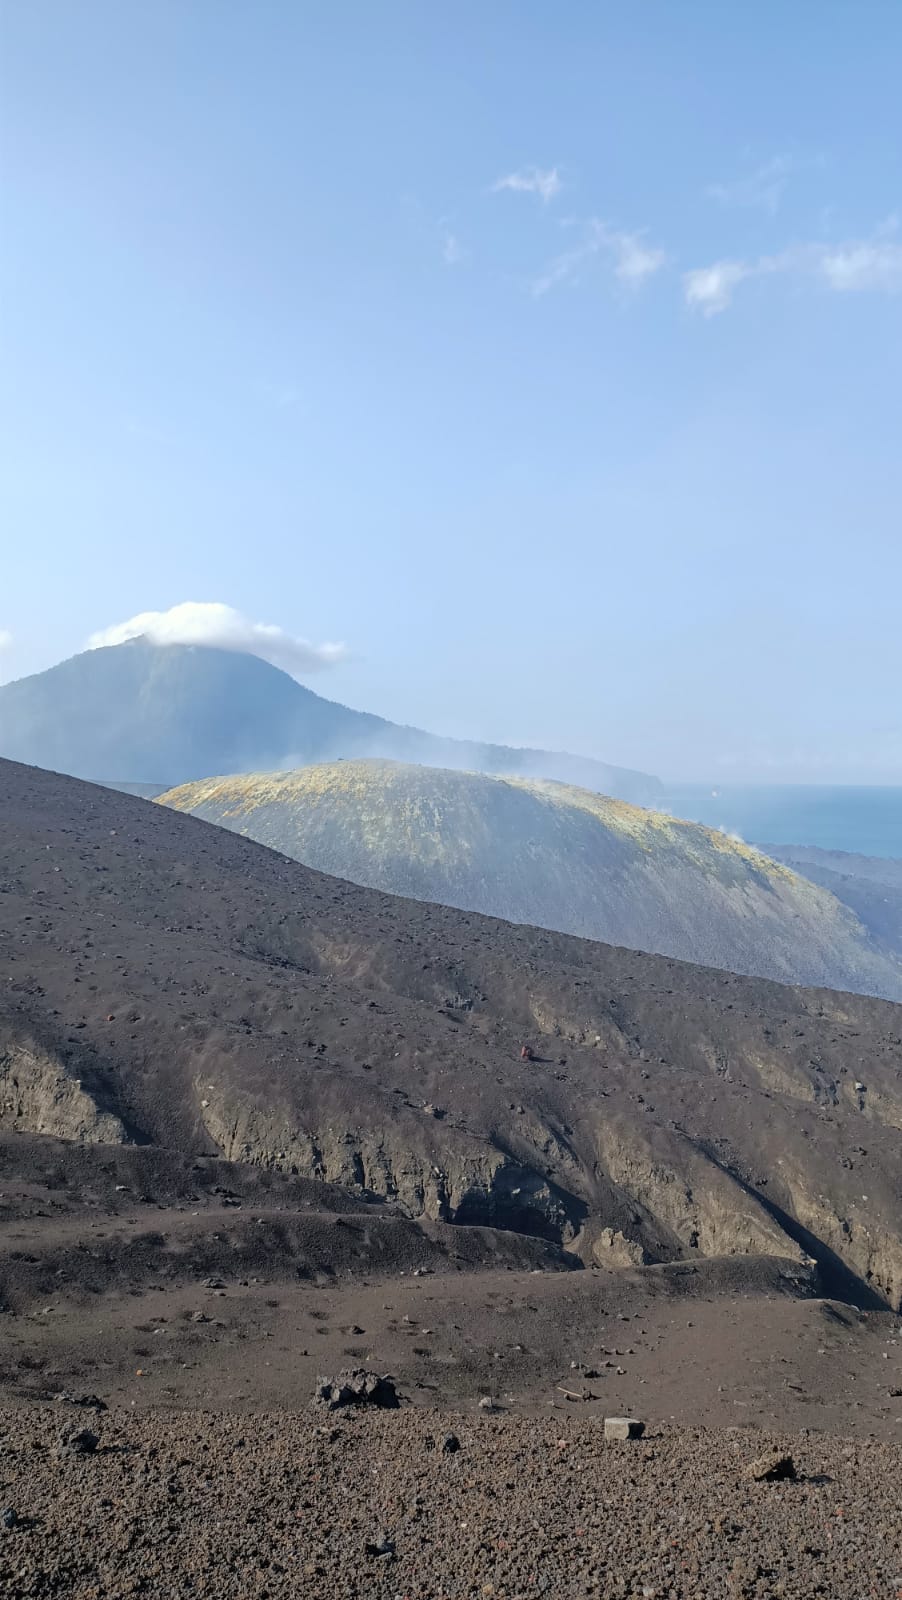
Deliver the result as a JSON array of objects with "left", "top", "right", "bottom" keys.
[{"left": 2, "top": 1, "right": 901, "bottom": 782}]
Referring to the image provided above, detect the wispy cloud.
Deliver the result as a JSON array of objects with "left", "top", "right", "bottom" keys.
[
  {"left": 0, "top": 629, "right": 12, "bottom": 652},
  {"left": 685, "top": 221, "right": 902, "bottom": 314},
  {"left": 819, "top": 235, "right": 902, "bottom": 292},
  {"left": 88, "top": 602, "right": 347, "bottom": 678},
  {"left": 438, "top": 220, "right": 470, "bottom": 267},
  {"left": 706, "top": 155, "right": 799, "bottom": 216},
  {"left": 532, "top": 219, "right": 666, "bottom": 297},
  {"left": 612, "top": 232, "right": 667, "bottom": 284},
  {"left": 493, "top": 166, "right": 562, "bottom": 204},
  {"left": 684, "top": 257, "right": 768, "bottom": 315}
]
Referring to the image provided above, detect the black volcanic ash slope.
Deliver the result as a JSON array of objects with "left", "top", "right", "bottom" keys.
[
  {"left": 0, "top": 638, "right": 661, "bottom": 801},
  {"left": 1, "top": 757, "right": 901, "bottom": 1307}
]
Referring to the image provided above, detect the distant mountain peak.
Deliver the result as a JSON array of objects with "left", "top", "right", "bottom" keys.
[{"left": 0, "top": 639, "right": 662, "bottom": 801}]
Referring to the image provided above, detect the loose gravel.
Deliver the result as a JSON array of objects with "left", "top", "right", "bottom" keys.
[{"left": 1, "top": 1406, "right": 899, "bottom": 1598}]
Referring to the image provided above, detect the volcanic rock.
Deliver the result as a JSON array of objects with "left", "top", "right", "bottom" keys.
[{"left": 313, "top": 1370, "right": 400, "bottom": 1411}]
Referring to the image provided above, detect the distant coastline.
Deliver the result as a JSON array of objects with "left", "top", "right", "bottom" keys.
[{"left": 661, "top": 784, "right": 902, "bottom": 859}]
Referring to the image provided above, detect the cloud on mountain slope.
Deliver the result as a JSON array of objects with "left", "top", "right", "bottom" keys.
[{"left": 87, "top": 602, "right": 347, "bottom": 677}]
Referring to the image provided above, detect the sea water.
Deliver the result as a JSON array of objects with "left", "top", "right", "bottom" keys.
[{"left": 661, "top": 785, "right": 902, "bottom": 859}]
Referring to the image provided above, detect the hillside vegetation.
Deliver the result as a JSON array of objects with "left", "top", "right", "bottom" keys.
[{"left": 160, "top": 758, "right": 902, "bottom": 1001}]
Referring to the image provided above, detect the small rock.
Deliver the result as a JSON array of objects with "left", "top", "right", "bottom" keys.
[
  {"left": 313, "top": 1369, "right": 399, "bottom": 1411},
  {"left": 442, "top": 1432, "right": 461, "bottom": 1453},
  {"left": 743, "top": 1450, "right": 796, "bottom": 1482},
  {"left": 1, "top": 1508, "right": 17, "bottom": 1530},
  {"left": 477, "top": 1396, "right": 495, "bottom": 1411},
  {"left": 365, "top": 1532, "right": 395, "bottom": 1559},
  {"left": 54, "top": 1392, "right": 107, "bottom": 1412},
  {"left": 569, "top": 1361, "right": 601, "bottom": 1379},
  {"left": 57, "top": 1427, "right": 99, "bottom": 1458},
  {"left": 604, "top": 1416, "right": 645, "bottom": 1441}
]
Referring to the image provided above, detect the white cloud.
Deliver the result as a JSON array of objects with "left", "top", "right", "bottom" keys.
[
  {"left": 441, "top": 229, "right": 465, "bottom": 266},
  {"left": 493, "top": 166, "right": 562, "bottom": 204},
  {"left": 818, "top": 239, "right": 902, "bottom": 293},
  {"left": 707, "top": 155, "right": 797, "bottom": 216},
  {"left": 532, "top": 219, "right": 666, "bottom": 296},
  {"left": 685, "top": 223, "right": 902, "bottom": 314},
  {"left": 531, "top": 240, "right": 590, "bottom": 296},
  {"left": 87, "top": 602, "right": 347, "bottom": 677},
  {"left": 0, "top": 630, "right": 12, "bottom": 651},
  {"left": 611, "top": 232, "right": 667, "bottom": 284},
  {"left": 683, "top": 259, "right": 757, "bottom": 315}
]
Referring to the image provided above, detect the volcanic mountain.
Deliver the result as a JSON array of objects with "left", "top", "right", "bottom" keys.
[
  {"left": 159, "top": 758, "right": 902, "bottom": 1002},
  {"left": 2, "top": 756, "right": 901, "bottom": 1312},
  {"left": 760, "top": 842, "right": 902, "bottom": 963},
  {"left": 0, "top": 638, "right": 660, "bottom": 802}
]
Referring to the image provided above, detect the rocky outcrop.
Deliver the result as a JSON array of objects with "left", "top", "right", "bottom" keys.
[
  {"left": 589, "top": 1227, "right": 651, "bottom": 1269},
  {"left": 591, "top": 1121, "right": 808, "bottom": 1265},
  {"left": 196, "top": 1088, "right": 583, "bottom": 1242},
  {"left": 0, "top": 1042, "right": 127, "bottom": 1144}
]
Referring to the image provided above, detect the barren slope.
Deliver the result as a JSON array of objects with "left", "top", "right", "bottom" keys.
[{"left": 1, "top": 758, "right": 901, "bottom": 1309}]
